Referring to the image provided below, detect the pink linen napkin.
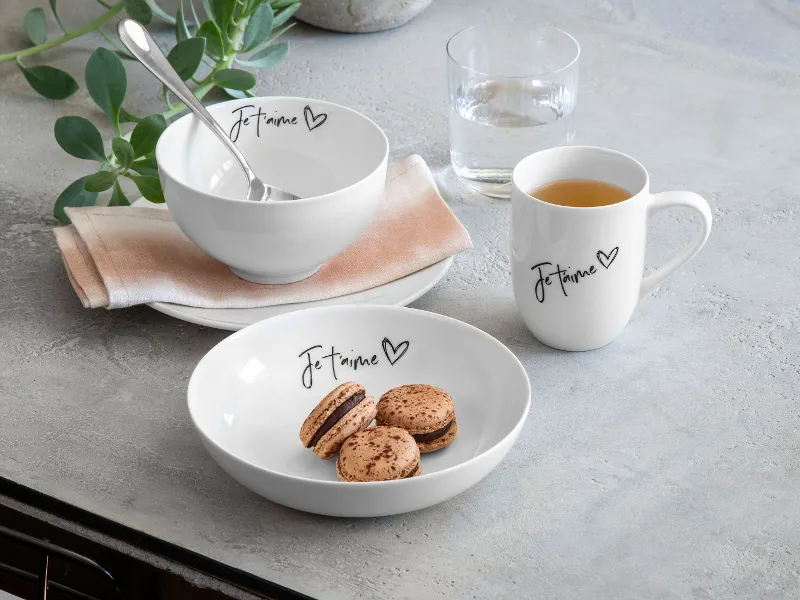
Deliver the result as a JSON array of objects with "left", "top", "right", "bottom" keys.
[{"left": 54, "top": 155, "right": 472, "bottom": 310}]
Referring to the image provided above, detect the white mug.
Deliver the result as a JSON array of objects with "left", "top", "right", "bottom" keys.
[{"left": 511, "top": 146, "right": 712, "bottom": 351}]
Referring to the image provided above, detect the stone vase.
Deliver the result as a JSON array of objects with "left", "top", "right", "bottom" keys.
[{"left": 295, "top": 0, "right": 434, "bottom": 33}]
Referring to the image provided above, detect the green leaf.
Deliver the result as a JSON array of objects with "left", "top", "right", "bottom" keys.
[
  {"left": 85, "top": 48, "right": 127, "bottom": 130},
  {"left": 124, "top": 0, "right": 153, "bottom": 24},
  {"left": 54, "top": 116, "right": 106, "bottom": 161},
  {"left": 54, "top": 176, "right": 99, "bottom": 223},
  {"left": 85, "top": 171, "right": 118, "bottom": 192},
  {"left": 49, "top": 0, "right": 67, "bottom": 33},
  {"left": 119, "top": 108, "right": 141, "bottom": 123},
  {"left": 212, "top": 68, "right": 256, "bottom": 90},
  {"left": 167, "top": 37, "right": 206, "bottom": 80},
  {"left": 127, "top": 174, "right": 165, "bottom": 203},
  {"left": 197, "top": 21, "right": 224, "bottom": 60},
  {"left": 109, "top": 180, "right": 131, "bottom": 206},
  {"left": 213, "top": 0, "right": 236, "bottom": 31},
  {"left": 241, "top": 3, "right": 272, "bottom": 53},
  {"left": 145, "top": 0, "right": 176, "bottom": 24},
  {"left": 129, "top": 156, "right": 159, "bottom": 177},
  {"left": 270, "top": 0, "right": 297, "bottom": 9},
  {"left": 130, "top": 114, "right": 167, "bottom": 158},
  {"left": 272, "top": 3, "right": 299, "bottom": 27},
  {"left": 237, "top": 42, "right": 288, "bottom": 68},
  {"left": 16, "top": 60, "right": 78, "bottom": 100},
  {"left": 222, "top": 87, "right": 254, "bottom": 99},
  {"left": 112, "top": 138, "right": 134, "bottom": 168},
  {"left": 264, "top": 22, "right": 294, "bottom": 44},
  {"left": 176, "top": 0, "right": 191, "bottom": 41},
  {"left": 24, "top": 8, "right": 47, "bottom": 46}
]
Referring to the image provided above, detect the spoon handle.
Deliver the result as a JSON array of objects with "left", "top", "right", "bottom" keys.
[{"left": 117, "top": 18, "right": 257, "bottom": 185}]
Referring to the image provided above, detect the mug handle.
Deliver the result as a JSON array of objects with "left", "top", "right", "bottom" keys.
[{"left": 640, "top": 191, "right": 713, "bottom": 299}]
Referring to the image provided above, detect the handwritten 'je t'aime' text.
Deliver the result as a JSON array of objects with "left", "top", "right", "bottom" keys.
[
  {"left": 229, "top": 105, "right": 298, "bottom": 142},
  {"left": 531, "top": 262, "right": 597, "bottom": 303}
]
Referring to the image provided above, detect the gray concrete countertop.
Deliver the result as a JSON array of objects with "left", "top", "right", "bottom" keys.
[{"left": 1, "top": 1, "right": 799, "bottom": 598}]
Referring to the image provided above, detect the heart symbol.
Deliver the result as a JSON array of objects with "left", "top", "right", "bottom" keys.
[
  {"left": 382, "top": 337, "right": 410, "bottom": 366},
  {"left": 304, "top": 105, "right": 327, "bottom": 131},
  {"left": 596, "top": 247, "right": 619, "bottom": 269}
]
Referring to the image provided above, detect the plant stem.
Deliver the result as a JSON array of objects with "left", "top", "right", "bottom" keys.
[
  {"left": 159, "top": 82, "right": 215, "bottom": 120},
  {"left": 188, "top": 0, "right": 201, "bottom": 28},
  {"left": 99, "top": 29, "right": 134, "bottom": 59},
  {"left": 225, "top": 17, "right": 248, "bottom": 63},
  {"left": 0, "top": 2, "right": 124, "bottom": 63},
  {"left": 162, "top": 85, "right": 173, "bottom": 109}
]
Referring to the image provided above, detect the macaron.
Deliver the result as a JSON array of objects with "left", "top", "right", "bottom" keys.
[
  {"left": 376, "top": 384, "right": 457, "bottom": 453},
  {"left": 299, "top": 382, "right": 377, "bottom": 459},
  {"left": 336, "top": 426, "right": 421, "bottom": 482}
]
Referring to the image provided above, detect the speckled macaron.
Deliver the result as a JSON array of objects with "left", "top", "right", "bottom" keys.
[
  {"left": 299, "top": 382, "right": 377, "bottom": 459},
  {"left": 376, "top": 384, "right": 457, "bottom": 453},
  {"left": 336, "top": 426, "right": 421, "bottom": 482}
]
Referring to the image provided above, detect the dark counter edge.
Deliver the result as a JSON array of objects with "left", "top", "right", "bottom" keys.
[{"left": 0, "top": 476, "right": 316, "bottom": 600}]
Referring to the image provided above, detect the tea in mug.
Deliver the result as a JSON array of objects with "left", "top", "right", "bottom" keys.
[{"left": 530, "top": 179, "right": 631, "bottom": 208}]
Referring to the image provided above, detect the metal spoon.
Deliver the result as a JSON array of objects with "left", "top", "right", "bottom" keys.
[{"left": 117, "top": 18, "right": 299, "bottom": 202}]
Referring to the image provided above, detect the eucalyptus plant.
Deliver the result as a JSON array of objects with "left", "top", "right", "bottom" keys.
[{"left": 0, "top": 0, "right": 301, "bottom": 223}]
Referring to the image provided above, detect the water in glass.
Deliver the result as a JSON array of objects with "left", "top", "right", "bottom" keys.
[{"left": 450, "top": 78, "right": 575, "bottom": 198}]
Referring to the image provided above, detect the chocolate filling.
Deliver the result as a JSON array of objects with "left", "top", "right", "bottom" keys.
[
  {"left": 404, "top": 463, "right": 420, "bottom": 478},
  {"left": 413, "top": 420, "right": 453, "bottom": 443},
  {"left": 310, "top": 392, "right": 365, "bottom": 447}
]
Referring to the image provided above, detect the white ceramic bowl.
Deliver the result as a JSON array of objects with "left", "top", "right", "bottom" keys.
[
  {"left": 156, "top": 97, "right": 389, "bottom": 284},
  {"left": 188, "top": 306, "right": 531, "bottom": 517}
]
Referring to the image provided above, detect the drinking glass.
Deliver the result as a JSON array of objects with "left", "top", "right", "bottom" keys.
[{"left": 447, "top": 24, "right": 580, "bottom": 198}]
